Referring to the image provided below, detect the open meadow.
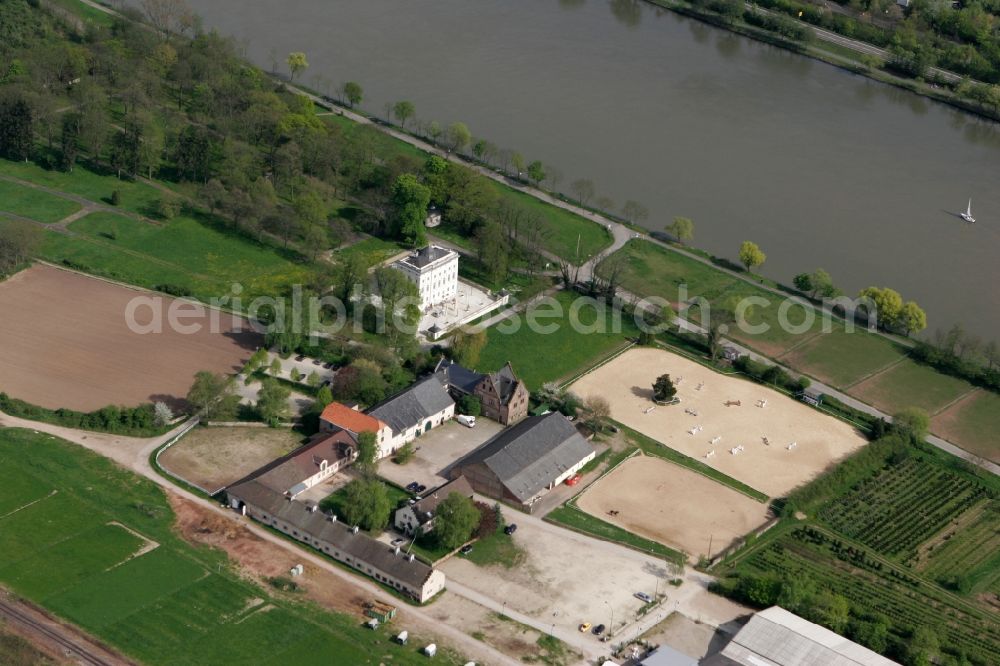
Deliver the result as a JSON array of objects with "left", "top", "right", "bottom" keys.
[
  {"left": 569, "top": 347, "right": 866, "bottom": 497},
  {"left": 850, "top": 357, "right": 975, "bottom": 415},
  {"left": 0, "top": 264, "right": 257, "bottom": 411},
  {"left": 159, "top": 426, "right": 307, "bottom": 494},
  {"left": 0, "top": 179, "right": 81, "bottom": 223},
  {"left": 931, "top": 389, "right": 1000, "bottom": 464},
  {"left": 575, "top": 455, "right": 771, "bottom": 560},
  {"left": 0, "top": 427, "right": 469, "bottom": 666},
  {"left": 478, "top": 290, "right": 639, "bottom": 390}
]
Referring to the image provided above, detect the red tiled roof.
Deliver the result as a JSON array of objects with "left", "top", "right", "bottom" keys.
[{"left": 320, "top": 401, "right": 384, "bottom": 434}]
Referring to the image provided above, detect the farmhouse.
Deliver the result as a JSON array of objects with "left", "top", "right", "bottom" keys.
[
  {"left": 228, "top": 429, "right": 358, "bottom": 499},
  {"left": 703, "top": 606, "right": 900, "bottom": 666},
  {"left": 393, "top": 245, "right": 459, "bottom": 307},
  {"left": 319, "top": 401, "right": 393, "bottom": 459},
  {"left": 367, "top": 375, "right": 456, "bottom": 454},
  {"left": 435, "top": 358, "right": 530, "bottom": 425},
  {"left": 394, "top": 476, "right": 474, "bottom": 535},
  {"left": 449, "top": 412, "right": 596, "bottom": 510},
  {"left": 228, "top": 481, "right": 445, "bottom": 603}
]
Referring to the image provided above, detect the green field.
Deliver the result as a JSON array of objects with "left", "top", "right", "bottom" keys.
[
  {"left": 916, "top": 500, "right": 1000, "bottom": 596},
  {"left": 0, "top": 160, "right": 162, "bottom": 217},
  {"left": 332, "top": 235, "right": 407, "bottom": 268},
  {"left": 33, "top": 212, "right": 312, "bottom": 300},
  {"left": 322, "top": 114, "right": 610, "bottom": 263},
  {"left": 48, "top": 0, "right": 116, "bottom": 27},
  {"left": 0, "top": 428, "right": 468, "bottom": 665},
  {"left": 780, "top": 325, "right": 905, "bottom": 389},
  {"left": 478, "top": 290, "right": 639, "bottom": 390},
  {"left": 851, "top": 357, "right": 974, "bottom": 415},
  {"left": 0, "top": 179, "right": 81, "bottom": 223},
  {"left": 931, "top": 389, "right": 1000, "bottom": 464}
]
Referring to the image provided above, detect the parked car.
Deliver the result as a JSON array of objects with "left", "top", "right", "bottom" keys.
[
  {"left": 391, "top": 537, "right": 405, "bottom": 546},
  {"left": 592, "top": 624, "right": 605, "bottom": 636},
  {"left": 564, "top": 474, "right": 581, "bottom": 487},
  {"left": 416, "top": 484, "right": 427, "bottom": 494},
  {"left": 313, "top": 358, "right": 322, "bottom": 365},
  {"left": 634, "top": 592, "right": 654, "bottom": 604},
  {"left": 578, "top": 622, "right": 591, "bottom": 633},
  {"left": 459, "top": 545, "right": 473, "bottom": 555},
  {"left": 405, "top": 482, "right": 420, "bottom": 492},
  {"left": 504, "top": 524, "right": 518, "bottom": 536}
]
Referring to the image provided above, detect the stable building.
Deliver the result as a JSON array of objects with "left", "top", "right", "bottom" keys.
[
  {"left": 449, "top": 412, "right": 595, "bottom": 511},
  {"left": 319, "top": 401, "right": 394, "bottom": 460},
  {"left": 434, "top": 358, "right": 530, "bottom": 425},
  {"left": 394, "top": 476, "right": 474, "bottom": 536},
  {"left": 228, "top": 429, "right": 358, "bottom": 499},
  {"left": 367, "top": 375, "right": 455, "bottom": 454},
  {"left": 393, "top": 245, "right": 459, "bottom": 308},
  {"left": 227, "top": 481, "right": 445, "bottom": 603}
]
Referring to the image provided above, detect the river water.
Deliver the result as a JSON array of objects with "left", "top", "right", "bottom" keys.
[{"left": 184, "top": 0, "right": 1000, "bottom": 339}]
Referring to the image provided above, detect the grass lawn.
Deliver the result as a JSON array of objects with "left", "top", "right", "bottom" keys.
[
  {"left": 464, "top": 530, "right": 526, "bottom": 569},
  {"left": 781, "top": 325, "right": 906, "bottom": 389},
  {"left": 321, "top": 115, "right": 610, "bottom": 263},
  {"left": 36, "top": 211, "right": 313, "bottom": 300},
  {"left": 478, "top": 290, "right": 639, "bottom": 390},
  {"left": 332, "top": 235, "right": 407, "bottom": 269},
  {"left": 48, "top": 0, "right": 116, "bottom": 27},
  {"left": 931, "top": 390, "right": 1000, "bottom": 464},
  {"left": 852, "top": 357, "right": 975, "bottom": 416},
  {"left": 545, "top": 503, "right": 683, "bottom": 561},
  {"left": 0, "top": 428, "right": 468, "bottom": 665},
  {"left": 0, "top": 159, "right": 163, "bottom": 217},
  {"left": 602, "top": 239, "right": 735, "bottom": 303},
  {"left": 0, "top": 179, "right": 81, "bottom": 223}
]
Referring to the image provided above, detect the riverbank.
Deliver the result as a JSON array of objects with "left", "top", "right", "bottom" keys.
[{"left": 644, "top": 0, "right": 1000, "bottom": 125}]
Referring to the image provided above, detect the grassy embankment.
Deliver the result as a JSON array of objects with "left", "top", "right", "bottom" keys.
[
  {"left": 0, "top": 428, "right": 469, "bottom": 665},
  {"left": 599, "top": 238, "right": 998, "bottom": 460}
]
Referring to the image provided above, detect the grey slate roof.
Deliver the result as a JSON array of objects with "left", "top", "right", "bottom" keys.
[
  {"left": 227, "top": 480, "right": 435, "bottom": 589},
  {"left": 367, "top": 375, "right": 455, "bottom": 434},
  {"left": 227, "top": 430, "right": 356, "bottom": 496},
  {"left": 434, "top": 358, "right": 486, "bottom": 395},
  {"left": 720, "top": 607, "right": 900, "bottom": 666},
  {"left": 409, "top": 476, "right": 474, "bottom": 526},
  {"left": 398, "top": 245, "right": 453, "bottom": 270},
  {"left": 456, "top": 413, "right": 594, "bottom": 502},
  {"left": 639, "top": 645, "right": 699, "bottom": 666}
]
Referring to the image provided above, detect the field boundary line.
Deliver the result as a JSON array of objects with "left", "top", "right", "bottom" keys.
[
  {"left": 773, "top": 329, "right": 824, "bottom": 361},
  {"left": 151, "top": 419, "right": 219, "bottom": 497},
  {"left": 0, "top": 489, "right": 57, "bottom": 520},
  {"left": 558, "top": 339, "right": 637, "bottom": 390},
  {"left": 929, "top": 386, "right": 981, "bottom": 417},
  {"left": 843, "top": 356, "right": 906, "bottom": 390}
]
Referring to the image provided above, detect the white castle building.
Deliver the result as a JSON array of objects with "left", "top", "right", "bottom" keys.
[{"left": 393, "top": 245, "right": 459, "bottom": 307}]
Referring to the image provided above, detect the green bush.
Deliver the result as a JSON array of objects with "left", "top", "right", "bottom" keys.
[{"left": 0, "top": 392, "right": 161, "bottom": 436}]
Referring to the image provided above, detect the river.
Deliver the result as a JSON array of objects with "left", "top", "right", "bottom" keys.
[{"left": 183, "top": 0, "right": 1000, "bottom": 339}]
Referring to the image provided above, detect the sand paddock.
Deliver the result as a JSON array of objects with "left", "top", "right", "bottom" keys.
[
  {"left": 570, "top": 347, "right": 866, "bottom": 497},
  {"left": 0, "top": 265, "right": 258, "bottom": 411},
  {"left": 576, "top": 456, "right": 771, "bottom": 559}
]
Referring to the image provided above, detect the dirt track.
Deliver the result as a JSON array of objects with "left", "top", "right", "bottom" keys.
[
  {"left": 576, "top": 456, "right": 771, "bottom": 560},
  {"left": 0, "top": 265, "right": 258, "bottom": 411},
  {"left": 570, "top": 347, "right": 866, "bottom": 497}
]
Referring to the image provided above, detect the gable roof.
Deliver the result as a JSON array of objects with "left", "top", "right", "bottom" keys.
[
  {"left": 721, "top": 606, "right": 900, "bottom": 666},
  {"left": 407, "top": 476, "right": 474, "bottom": 525},
  {"left": 227, "top": 480, "right": 435, "bottom": 589},
  {"left": 434, "top": 358, "right": 485, "bottom": 395},
  {"left": 486, "top": 362, "right": 523, "bottom": 403},
  {"left": 455, "top": 413, "right": 594, "bottom": 502},
  {"left": 321, "top": 402, "right": 384, "bottom": 434},
  {"left": 367, "top": 375, "right": 454, "bottom": 433},
  {"left": 228, "top": 429, "right": 356, "bottom": 497}
]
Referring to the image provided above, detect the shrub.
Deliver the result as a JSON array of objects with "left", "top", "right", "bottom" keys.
[
  {"left": 153, "top": 283, "right": 193, "bottom": 297},
  {"left": 110, "top": 190, "right": 121, "bottom": 206},
  {"left": 458, "top": 393, "right": 481, "bottom": 417}
]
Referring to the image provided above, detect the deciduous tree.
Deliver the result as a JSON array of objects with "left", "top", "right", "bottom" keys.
[
  {"left": 286, "top": 52, "right": 308, "bottom": 81},
  {"left": 341, "top": 81, "right": 363, "bottom": 108},
  {"left": 666, "top": 216, "right": 694, "bottom": 244},
  {"left": 434, "top": 492, "right": 481, "bottom": 550},
  {"left": 393, "top": 100, "right": 415, "bottom": 128},
  {"left": 739, "top": 240, "right": 766, "bottom": 273},
  {"left": 341, "top": 478, "right": 391, "bottom": 531},
  {"left": 450, "top": 327, "right": 488, "bottom": 367},
  {"left": 653, "top": 374, "right": 677, "bottom": 402}
]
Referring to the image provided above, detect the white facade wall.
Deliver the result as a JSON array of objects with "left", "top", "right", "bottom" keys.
[
  {"left": 382, "top": 403, "right": 455, "bottom": 454},
  {"left": 395, "top": 248, "right": 459, "bottom": 307}
]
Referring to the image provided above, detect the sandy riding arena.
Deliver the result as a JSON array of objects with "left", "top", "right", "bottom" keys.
[
  {"left": 0, "top": 265, "right": 258, "bottom": 411},
  {"left": 577, "top": 456, "right": 771, "bottom": 559},
  {"left": 570, "top": 347, "right": 866, "bottom": 497}
]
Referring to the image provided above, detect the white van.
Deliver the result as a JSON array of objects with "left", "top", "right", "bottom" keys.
[{"left": 456, "top": 414, "right": 476, "bottom": 428}]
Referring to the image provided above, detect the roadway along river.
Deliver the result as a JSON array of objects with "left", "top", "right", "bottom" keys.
[{"left": 185, "top": 0, "right": 1000, "bottom": 339}]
